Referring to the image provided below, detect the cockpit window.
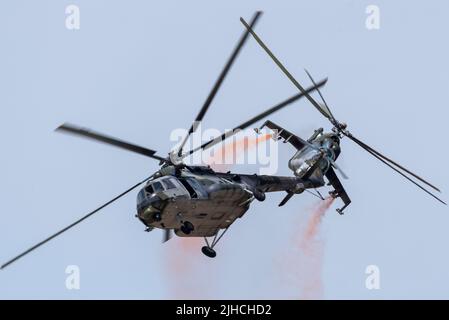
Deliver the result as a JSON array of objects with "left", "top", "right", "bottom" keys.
[
  {"left": 163, "top": 178, "right": 176, "bottom": 189},
  {"left": 137, "top": 189, "right": 145, "bottom": 202},
  {"left": 145, "top": 184, "right": 154, "bottom": 194},
  {"left": 152, "top": 181, "right": 164, "bottom": 192}
]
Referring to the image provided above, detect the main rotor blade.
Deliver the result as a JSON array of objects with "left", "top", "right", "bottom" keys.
[
  {"left": 56, "top": 123, "right": 166, "bottom": 162},
  {"left": 176, "top": 11, "right": 263, "bottom": 156},
  {"left": 240, "top": 17, "right": 332, "bottom": 122},
  {"left": 346, "top": 134, "right": 446, "bottom": 205},
  {"left": 345, "top": 132, "right": 442, "bottom": 193},
  {"left": 304, "top": 69, "right": 337, "bottom": 124},
  {"left": 182, "top": 78, "right": 327, "bottom": 157},
  {"left": 1, "top": 175, "right": 153, "bottom": 269}
]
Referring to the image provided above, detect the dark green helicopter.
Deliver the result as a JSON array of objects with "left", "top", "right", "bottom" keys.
[
  {"left": 2, "top": 12, "right": 444, "bottom": 268},
  {"left": 239, "top": 15, "right": 445, "bottom": 213}
]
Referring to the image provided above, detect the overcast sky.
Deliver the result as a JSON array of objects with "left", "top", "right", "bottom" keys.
[{"left": 1, "top": 0, "right": 448, "bottom": 299}]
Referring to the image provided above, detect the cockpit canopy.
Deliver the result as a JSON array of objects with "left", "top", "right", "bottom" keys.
[
  {"left": 137, "top": 177, "right": 178, "bottom": 205},
  {"left": 315, "top": 133, "right": 341, "bottom": 159},
  {"left": 144, "top": 177, "right": 177, "bottom": 195},
  {"left": 288, "top": 132, "right": 341, "bottom": 178},
  {"left": 137, "top": 177, "right": 179, "bottom": 213}
]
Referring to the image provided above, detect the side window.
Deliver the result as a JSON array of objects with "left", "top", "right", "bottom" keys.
[
  {"left": 179, "top": 178, "right": 197, "bottom": 199},
  {"left": 152, "top": 181, "right": 164, "bottom": 192},
  {"left": 163, "top": 178, "right": 176, "bottom": 190}
]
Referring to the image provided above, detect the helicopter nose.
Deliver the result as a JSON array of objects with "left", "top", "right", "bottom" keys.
[
  {"left": 138, "top": 195, "right": 166, "bottom": 224},
  {"left": 137, "top": 193, "right": 164, "bottom": 214}
]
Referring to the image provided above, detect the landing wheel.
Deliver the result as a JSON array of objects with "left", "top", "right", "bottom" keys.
[
  {"left": 201, "top": 246, "right": 217, "bottom": 258},
  {"left": 180, "top": 221, "right": 194, "bottom": 235}
]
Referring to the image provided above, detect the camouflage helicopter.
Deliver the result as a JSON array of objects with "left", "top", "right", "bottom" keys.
[
  {"left": 1, "top": 12, "right": 444, "bottom": 268},
  {"left": 238, "top": 16, "right": 445, "bottom": 213},
  {"left": 1, "top": 12, "right": 327, "bottom": 267}
]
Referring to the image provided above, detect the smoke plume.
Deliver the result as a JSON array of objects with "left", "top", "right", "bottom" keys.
[
  {"left": 164, "top": 133, "right": 270, "bottom": 299},
  {"left": 280, "top": 196, "right": 334, "bottom": 299},
  {"left": 207, "top": 133, "right": 271, "bottom": 172},
  {"left": 163, "top": 132, "right": 334, "bottom": 299}
]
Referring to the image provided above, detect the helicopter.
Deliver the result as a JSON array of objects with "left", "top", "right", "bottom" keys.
[
  {"left": 0, "top": 11, "right": 326, "bottom": 267},
  {"left": 1, "top": 11, "right": 445, "bottom": 268},
  {"left": 238, "top": 16, "right": 445, "bottom": 213}
]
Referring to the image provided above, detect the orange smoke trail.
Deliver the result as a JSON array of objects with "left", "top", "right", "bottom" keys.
[
  {"left": 164, "top": 237, "right": 205, "bottom": 299},
  {"left": 207, "top": 133, "right": 271, "bottom": 172},
  {"left": 298, "top": 197, "right": 334, "bottom": 300},
  {"left": 301, "top": 197, "right": 335, "bottom": 251},
  {"left": 165, "top": 133, "right": 271, "bottom": 299},
  {"left": 279, "top": 196, "right": 334, "bottom": 299}
]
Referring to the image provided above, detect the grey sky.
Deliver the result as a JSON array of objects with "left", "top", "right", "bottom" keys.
[{"left": 1, "top": 1, "right": 448, "bottom": 299}]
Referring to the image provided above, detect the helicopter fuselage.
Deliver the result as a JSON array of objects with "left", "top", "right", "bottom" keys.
[
  {"left": 135, "top": 131, "right": 342, "bottom": 238},
  {"left": 135, "top": 165, "right": 319, "bottom": 237},
  {"left": 136, "top": 171, "right": 252, "bottom": 237}
]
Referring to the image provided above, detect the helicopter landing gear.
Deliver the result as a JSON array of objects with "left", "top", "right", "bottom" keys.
[
  {"left": 201, "top": 246, "right": 216, "bottom": 258},
  {"left": 201, "top": 227, "right": 230, "bottom": 258},
  {"left": 180, "top": 221, "right": 194, "bottom": 235}
]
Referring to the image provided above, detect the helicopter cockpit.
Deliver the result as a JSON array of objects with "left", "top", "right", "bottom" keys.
[
  {"left": 288, "top": 146, "right": 324, "bottom": 178},
  {"left": 315, "top": 133, "right": 341, "bottom": 159},
  {"left": 136, "top": 178, "right": 176, "bottom": 224},
  {"left": 288, "top": 132, "right": 341, "bottom": 180}
]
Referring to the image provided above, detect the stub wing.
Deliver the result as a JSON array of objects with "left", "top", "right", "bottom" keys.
[
  {"left": 325, "top": 167, "right": 351, "bottom": 214},
  {"left": 260, "top": 120, "right": 308, "bottom": 151}
]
